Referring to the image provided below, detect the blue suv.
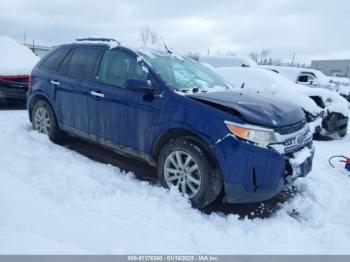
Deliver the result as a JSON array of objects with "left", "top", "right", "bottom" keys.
[{"left": 28, "top": 38, "right": 314, "bottom": 208}]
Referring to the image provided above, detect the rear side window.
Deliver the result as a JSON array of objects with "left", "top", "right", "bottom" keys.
[
  {"left": 63, "top": 47, "right": 102, "bottom": 79},
  {"left": 40, "top": 48, "right": 71, "bottom": 72},
  {"left": 98, "top": 50, "right": 147, "bottom": 87}
]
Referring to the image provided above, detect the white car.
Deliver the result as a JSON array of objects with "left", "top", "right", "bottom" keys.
[
  {"left": 199, "top": 55, "right": 258, "bottom": 68},
  {"left": 263, "top": 65, "right": 350, "bottom": 102},
  {"left": 0, "top": 36, "right": 39, "bottom": 104},
  {"left": 216, "top": 67, "right": 349, "bottom": 138},
  {"left": 329, "top": 76, "right": 350, "bottom": 101}
]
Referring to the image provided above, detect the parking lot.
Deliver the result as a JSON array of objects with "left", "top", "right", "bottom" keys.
[{"left": 0, "top": 108, "right": 349, "bottom": 254}]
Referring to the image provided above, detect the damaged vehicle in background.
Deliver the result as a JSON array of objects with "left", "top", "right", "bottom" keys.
[
  {"left": 28, "top": 38, "right": 314, "bottom": 208},
  {"left": 0, "top": 36, "right": 39, "bottom": 105},
  {"left": 263, "top": 65, "right": 350, "bottom": 102},
  {"left": 329, "top": 76, "right": 350, "bottom": 102},
  {"left": 217, "top": 67, "right": 349, "bottom": 138}
]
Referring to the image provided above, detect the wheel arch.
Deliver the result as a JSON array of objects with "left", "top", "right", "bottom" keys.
[
  {"left": 151, "top": 128, "right": 220, "bottom": 169},
  {"left": 28, "top": 93, "right": 57, "bottom": 123}
]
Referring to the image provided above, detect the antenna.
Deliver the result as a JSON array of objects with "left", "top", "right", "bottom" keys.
[{"left": 159, "top": 35, "right": 172, "bottom": 54}]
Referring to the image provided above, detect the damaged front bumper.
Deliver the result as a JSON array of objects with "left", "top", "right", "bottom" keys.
[
  {"left": 320, "top": 112, "right": 348, "bottom": 136},
  {"left": 214, "top": 122, "right": 314, "bottom": 204}
]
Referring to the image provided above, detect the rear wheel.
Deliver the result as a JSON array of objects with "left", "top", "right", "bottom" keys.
[
  {"left": 32, "top": 100, "right": 64, "bottom": 143},
  {"left": 157, "top": 137, "right": 222, "bottom": 209}
]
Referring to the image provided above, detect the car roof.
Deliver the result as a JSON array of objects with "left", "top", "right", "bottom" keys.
[
  {"left": 200, "top": 55, "right": 258, "bottom": 68},
  {"left": 56, "top": 38, "right": 172, "bottom": 59}
]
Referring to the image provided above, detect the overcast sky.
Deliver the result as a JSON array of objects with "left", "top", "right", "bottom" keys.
[{"left": 0, "top": 0, "right": 349, "bottom": 64}]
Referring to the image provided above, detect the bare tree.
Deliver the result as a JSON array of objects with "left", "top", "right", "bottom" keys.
[
  {"left": 249, "top": 52, "right": 259, "bottom": 63},
  {"left": 139, "top": 26, "right": 158, "bottom": 46},
  {"left": 249, "top": 49, "right": 270, "bottom": 65},
  {"left": 260, "top": 49, "right": 270, "bottom": 64}
]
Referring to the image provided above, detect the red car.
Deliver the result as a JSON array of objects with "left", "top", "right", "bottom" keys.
[{"left": 0, "top": 36, "right": 39, "bottom": 105}]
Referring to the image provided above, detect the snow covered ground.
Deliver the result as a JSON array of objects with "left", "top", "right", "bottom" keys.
[{"left": 0, "top": 110, "right": 350, "bottom": 254}]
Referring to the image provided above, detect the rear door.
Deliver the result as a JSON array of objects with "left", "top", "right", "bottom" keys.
[{"left": 54, "top": 46, "right": 103, "bottom": 134}]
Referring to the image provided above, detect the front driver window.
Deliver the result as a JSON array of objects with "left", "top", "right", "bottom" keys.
[{"left": 98, "top": 49, "right": 147, "bottom": 87}]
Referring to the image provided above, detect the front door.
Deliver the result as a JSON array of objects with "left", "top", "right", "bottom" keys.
[{"left": 88, "top": 48, "right": 162, "bottom": 153}]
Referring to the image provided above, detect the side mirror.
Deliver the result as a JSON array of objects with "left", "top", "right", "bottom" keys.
[{"left": 125, "top": 79, "right": 154, "bottom": 94}]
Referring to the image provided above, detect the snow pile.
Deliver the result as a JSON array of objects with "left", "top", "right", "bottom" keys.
[
  {"left": 217, "top": 67, "right": 349, "bottom": 116},
  {"left": 1, "top": 110, "right": 350, "bottom": 254},
  {"left": 0, "top": 36, "right": 40, "bottom": 76}
]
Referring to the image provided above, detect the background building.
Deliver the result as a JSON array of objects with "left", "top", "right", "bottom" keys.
[{"left": 311, "top": 59, "right": 350, "bottom": 77}]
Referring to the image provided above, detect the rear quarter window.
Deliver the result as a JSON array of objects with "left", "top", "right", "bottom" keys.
[
  {"left": 63, "top": 47, "right": 103, "bottom": 80},
  {"left": 39, "top": 48, "right": 71, "bottom": 72}
]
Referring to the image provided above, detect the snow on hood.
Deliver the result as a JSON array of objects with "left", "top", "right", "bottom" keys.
[
  {"left": 329, "top": 76, "right": 350, "bottom": 86},
  {"left": 329, "top": 76, "right": 350, "bottom": 96},
  {"left": 216, "top": 67, "right": 323, "bottom": 116},
  {"left": 337, "top": 85, "right": 350, "bottom": 96},
  {"left": 0, "top": 36, "right": 40, "bottom": 76}
]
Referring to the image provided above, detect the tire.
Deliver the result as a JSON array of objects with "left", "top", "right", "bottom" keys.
[
  {"left": 157, "top": 137, "right": 222, "bottom": 209},
  {"left": 31, "top": 100, "right": 64, "bottom": 143},
  {"left": 339, "top": 128, "right": 347, "bottom": 138}
]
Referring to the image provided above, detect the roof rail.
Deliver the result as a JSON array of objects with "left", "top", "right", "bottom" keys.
[{"left": 75, "top": 37, "right": 121, "bottom": 45}]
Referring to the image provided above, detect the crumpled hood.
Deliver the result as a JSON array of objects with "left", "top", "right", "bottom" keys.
[{"left": 188, "top": 90, "right": 305, "bottom": 128}]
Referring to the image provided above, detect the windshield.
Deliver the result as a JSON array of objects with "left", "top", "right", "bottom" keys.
[{"left": 138, "top": 49, "right": 232, "bottom": 93}]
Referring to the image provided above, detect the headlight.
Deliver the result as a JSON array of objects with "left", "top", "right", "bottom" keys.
[{"left": 224, "top": 121, "right": 277, "bottom": 146}]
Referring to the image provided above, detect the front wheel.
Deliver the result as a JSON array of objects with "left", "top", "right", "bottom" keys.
[
  {"left": 32, "top": 100, "right": 64, "bottom": 143},
  {"left": 157, "top": 138, "right": 222, "bottom": 209}
]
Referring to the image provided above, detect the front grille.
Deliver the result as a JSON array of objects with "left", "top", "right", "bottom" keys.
[{"left": 274, "top": 120, "right": 306, "bottom": 135}]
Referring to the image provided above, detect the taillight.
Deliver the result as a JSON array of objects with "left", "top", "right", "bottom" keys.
[{"left": 28, "top": 75, "right": 32, "bottom": 91}]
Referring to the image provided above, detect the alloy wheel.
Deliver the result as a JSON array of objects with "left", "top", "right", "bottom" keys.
[
  {"left": 163, "top": 150, "right": 201, "bottom": 198},
  {"left": 34, "top": 107, "right": 50, "bottom": 135}
]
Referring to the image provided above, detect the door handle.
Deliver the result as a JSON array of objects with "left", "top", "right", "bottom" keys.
[
  {"left": 90, "top": 91, "right": 105, "bottom": 98},
  {"left": 50, "top": 80, "right": 60, "bottom": 86}
]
